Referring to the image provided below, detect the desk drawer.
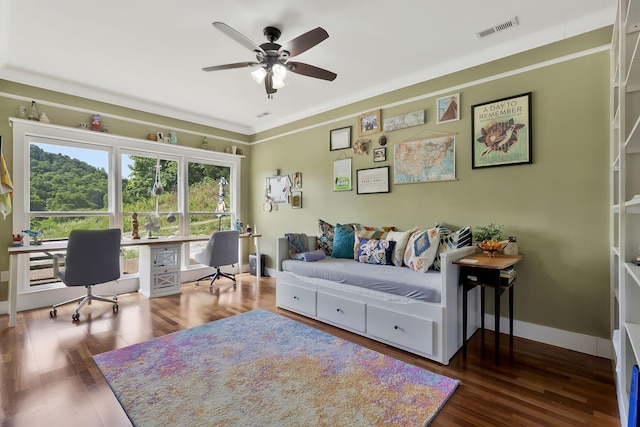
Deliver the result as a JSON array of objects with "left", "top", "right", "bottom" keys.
[
  {"left": 317, "top": 293, "right": 365, "bottom": 332},
  {"left": 367, "top": 305, "right": 434, "bottom": 355},
  {"left": 276, "top": 282, "right": 316, "bottom": 316}
]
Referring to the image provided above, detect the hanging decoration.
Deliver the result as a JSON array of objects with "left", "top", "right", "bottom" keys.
[
  {"left": 145, "top": 154, "right": 163, "bottom": 237},
  {"left": 215, "top": 177, "right": 228, "bottom": 213}
]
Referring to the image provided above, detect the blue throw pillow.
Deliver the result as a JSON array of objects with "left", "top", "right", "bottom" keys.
[
  {"left": 332, "top": 224, "right": 356, "bottom": 259},
  {"left": 356, "top": 238, "right": 396, "bottom": 265}
]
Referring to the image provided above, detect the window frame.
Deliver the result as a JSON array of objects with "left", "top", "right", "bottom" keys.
[{"left": 11, "top": 118, "right": 242, "bottom": 295}]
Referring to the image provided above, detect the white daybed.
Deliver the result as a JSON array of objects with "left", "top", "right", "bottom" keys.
[{"left": 275, "top": 235, "right": 479, "bottom": 365}]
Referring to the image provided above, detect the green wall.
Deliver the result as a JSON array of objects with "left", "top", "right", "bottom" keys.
[
  {"left": 0, "top": 28, "right": 611, "bottom": 339},
  {"left": 248, "top": 29, "right": 611, "bottom": 338}
]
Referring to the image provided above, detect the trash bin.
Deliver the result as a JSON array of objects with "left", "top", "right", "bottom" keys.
[{"left": 249, "top": 253, "right": 267, "bottom": 277}]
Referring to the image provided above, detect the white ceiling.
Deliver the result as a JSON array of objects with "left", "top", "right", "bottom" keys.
[{"left": 0, "top": 0, "right": 616, "bottom": 135}]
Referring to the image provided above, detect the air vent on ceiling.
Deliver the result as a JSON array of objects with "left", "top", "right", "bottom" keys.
[
  {"left": 476, "top": 17, "right": 519, "bottom": 39},
  {"left": 256, "top": 111, "right": 271, "bottom": 118}
]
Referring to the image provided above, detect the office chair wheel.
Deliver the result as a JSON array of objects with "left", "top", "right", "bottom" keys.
[
  {"left": 50, "top": 308, "right": 57, "bottom": 317},
  {"left": 113, "top": 304, "right": 119, "bottom": 313},
  {"left": 71, "top": 313, "right": 80, "bottom": 321}
]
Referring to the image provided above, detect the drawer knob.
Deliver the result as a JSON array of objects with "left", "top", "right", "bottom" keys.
[
  {"left": 336, "top": 308, "right": 342, "bottom": 313},
  {"left": 293, "top": 296, "right": 299, "bottom": 300},
  {"left": 394, "top": 325, "right": 399, "bottom": 330}
]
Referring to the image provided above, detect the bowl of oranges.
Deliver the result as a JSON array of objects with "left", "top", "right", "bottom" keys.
[{"left": 477, "top": 239, "right": 508, "bottom": 257}]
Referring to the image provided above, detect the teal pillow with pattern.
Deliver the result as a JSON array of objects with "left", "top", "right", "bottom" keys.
[{"left": 332, "top": 224, "right": 356, "bottom": 259}]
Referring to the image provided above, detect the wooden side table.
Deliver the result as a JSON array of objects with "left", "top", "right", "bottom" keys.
[{"left": 454, "top": 252, "right": 523, "bottom": 364}]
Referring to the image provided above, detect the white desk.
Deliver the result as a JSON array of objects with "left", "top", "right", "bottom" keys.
[{"left": 6, "top": 233, "right": 262, "bottom": 327}]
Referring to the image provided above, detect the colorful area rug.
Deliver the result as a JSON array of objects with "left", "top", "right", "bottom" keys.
[{"left": 93, "top": 309, "right": 458, "bottom": 426}]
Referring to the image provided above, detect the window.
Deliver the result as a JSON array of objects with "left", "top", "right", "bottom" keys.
[
  {"left": 11, "top": 119, "right": 241, "bottom": 293},
  {"left": 187, "top": 160, "right": 232, "bottom": 263}
]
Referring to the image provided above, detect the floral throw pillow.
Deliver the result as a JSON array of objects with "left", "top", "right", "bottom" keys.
[
  {"left": 285, "top": 233, "right": 309, "bottom": 260},
  {"left": 403, "top": 228, "right": 440, "bottom": 273},
  {"left": 316, "top": 219, "right": 335, "bottom": 256},
  {"left": 356, "top": 238, "right": 396, "bottom": 265},
  {"left": 353, "top": 225, "right": 394, "bottom": 259}
]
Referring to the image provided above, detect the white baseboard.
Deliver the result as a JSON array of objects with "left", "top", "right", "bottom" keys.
[
  {"left": 483, "top": 313, "right": 612, "bottom": 359},
  {"left": 0, "top": 270, "right": 612, "bottom": 360}
]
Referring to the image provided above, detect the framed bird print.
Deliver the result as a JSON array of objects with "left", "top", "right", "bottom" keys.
[{"left": 471, "top": 92, "right": 532, "bottom": 169}]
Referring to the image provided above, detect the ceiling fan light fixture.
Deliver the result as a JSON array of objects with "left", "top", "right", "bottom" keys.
[
  {"left": 272, "top": 63, "right": 288, "bottom": 80},
  {"left": 251, "top": 67, "right": 267, "bottom": 84},
  {"left": 272, "top": 78, "right": 286, "bottom": 89}
]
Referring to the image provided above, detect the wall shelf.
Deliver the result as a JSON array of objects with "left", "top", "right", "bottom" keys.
[{"left": 611, "top": 1, "right": 640, "bottom": 423}]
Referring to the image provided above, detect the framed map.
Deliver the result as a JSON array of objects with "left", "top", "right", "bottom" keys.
[{"left": 393, "top": 135, "right": 455, "bottom": 184}]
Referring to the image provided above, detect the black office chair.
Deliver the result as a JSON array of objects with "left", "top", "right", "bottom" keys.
[
  {"left": 194, "top": 230, "right": 239, "bottom": 292},
  {"left": 49, "top": 228, "right": 122, "bottom": 321}
]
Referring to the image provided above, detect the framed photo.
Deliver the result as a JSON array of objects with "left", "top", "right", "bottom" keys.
[
  {"left": 358, "top": 109, "right": 380, "bottom": 136},
  {"left": 356, "top": 166, "right": 390, "bottom": 194},
  {"left": 373, "top": 147, "right": 386, "bottom": 162},
  {"left": 292, "top": 172, "right": 302, "bottom": 188},
  {"left": 291, "top": 191, "right": 302, "bottom": 209},
  {"left": 330, "top": 126, "right": 352, "bottom": 151},
  {"left": 333, "top": 158, "right": 352, "bottom": 191},
  {"left": 383, "top": 110, "right": 425, "bottom": 132},
  {"left": 437, "top": 93, "right": 460, "bottom": 124},
  {"left": 471, "top": 92, "right": 532, "bottom": 169}
]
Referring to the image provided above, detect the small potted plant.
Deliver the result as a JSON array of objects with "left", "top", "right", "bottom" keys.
[
  {"left": 473, "top": 223, "right": 504, "bottom": 243},
  {"left": 474, "top": 223, "right": 506, "bottom": 256}
]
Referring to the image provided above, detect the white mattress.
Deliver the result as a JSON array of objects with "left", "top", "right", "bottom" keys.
[{"left": 281, "top": 257, "right": 442, "bottom": 303}]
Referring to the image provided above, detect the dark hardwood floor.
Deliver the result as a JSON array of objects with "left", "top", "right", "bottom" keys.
[{"left": 0, "top": 275, "right": 619, "bottom": 426}]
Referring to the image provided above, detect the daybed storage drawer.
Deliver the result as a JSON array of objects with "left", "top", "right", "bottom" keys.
[
  {"left": 317, "top": 293, "right": 365, "bottom": 332},
  {"left": 276, "top": 282, "right": 316, "bottom": 316},
  {"left": 366, "top": 305, "right": 434, "bottom": 356}
]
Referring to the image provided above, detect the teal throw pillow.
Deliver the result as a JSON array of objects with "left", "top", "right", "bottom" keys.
[{"left": 332, "top": 224, "right": 356, "bottom": 259}]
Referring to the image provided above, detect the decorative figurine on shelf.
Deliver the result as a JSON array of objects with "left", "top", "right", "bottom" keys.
[
  {"left": 245, "top": 224, "right": 252, "bottom": 235},
  {"left": 12, "top": 233, "right": 24, "bottom": 247},
  {"left": 22, "top": 229, "right": 43, "bottom": 245},
  {"left": 216, "top": 177, "right": 228, "bottom": 213},
  {"left": 235, "top": 219, "right": 243, "bottom": 232},
  {"left": 131, "top": 212, "right": 140, "bottom": 239},
  {"left": 91, "top": 113, "right": 102, "bottom": 131},
  {"left": 39, "top": 112, "right": 51, "bottom": 123},
  {"left": 28, "top": 101, "right": 39, "bottom": 121}
]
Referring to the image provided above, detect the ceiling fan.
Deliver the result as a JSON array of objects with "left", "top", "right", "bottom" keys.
[{"left": 202, "top": 22, "right": 337, "bottom": 99}]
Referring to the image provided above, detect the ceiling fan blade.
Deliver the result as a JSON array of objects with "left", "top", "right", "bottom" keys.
[
  {"left": 202, "top": 61, "right": 259, "bottom": 72},
  {"left": 288, "top": 62, "right": 337, "bottom": 81},
  {"left": 280, "top": 27, "right": 329, "bottom": 57},
  {"left": 212, "top": 22, "right": 265, "bottom": 54}
]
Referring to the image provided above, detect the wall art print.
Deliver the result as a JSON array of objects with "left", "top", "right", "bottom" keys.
[
  {"left": 383, "top": 110, "right": 425, "bottom": 132},
  {"left": 333, "top": 158, "right": 352, "bottom": 191},
  {"left": 436, "top": 93, "right": 460, "bottom": 124},
  {"left": 471, "top": 92, "right": 532, "bottom": 169},
  {"left": 394, "top": 135, "right": 455, "bottom": 184}
]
